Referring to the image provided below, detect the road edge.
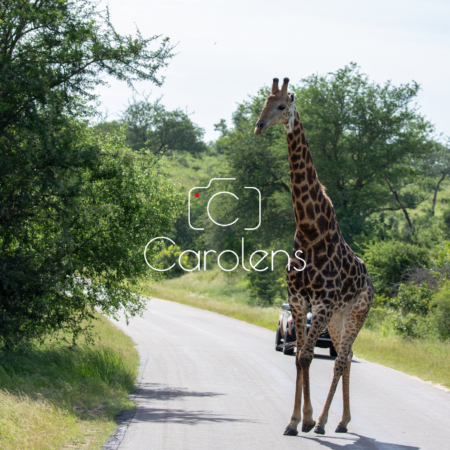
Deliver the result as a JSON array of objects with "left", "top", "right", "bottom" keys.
[{"left": 101, "top": 357, "right": 148, "bottom": 450}]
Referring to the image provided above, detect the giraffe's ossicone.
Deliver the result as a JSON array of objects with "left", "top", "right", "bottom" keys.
[{"left": 255, "top": 77, "right": 374, "bottom": 436}]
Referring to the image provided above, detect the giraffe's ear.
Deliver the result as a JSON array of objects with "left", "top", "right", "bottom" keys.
[{"left": 289, "top": 93, "right": 295, "bottom": 103}]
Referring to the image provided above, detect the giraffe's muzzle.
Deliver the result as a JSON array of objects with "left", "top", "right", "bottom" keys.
[{"left": 254, "top": 119, "right": 266, "bottom": 135}]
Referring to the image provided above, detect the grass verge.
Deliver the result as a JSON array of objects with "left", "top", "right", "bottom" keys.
[
  {"left": 353, "top": 328, "right": 450, "bottom": 389},
  {"left": 140, "top": 268, "right": 280, "bottom": 330},
  {"left": 141, "top": 269, "right": 450, "bottom": 390},
  {"left": 0, "top": 314, "right": 139, "bottom": 450}
]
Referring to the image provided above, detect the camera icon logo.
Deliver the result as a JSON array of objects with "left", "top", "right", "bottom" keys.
[{"left": 188, "top": 178, "right": 261, "bottom": 231}]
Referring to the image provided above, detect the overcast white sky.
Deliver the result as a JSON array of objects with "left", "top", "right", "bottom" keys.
[{"left": 96, "top": 0, "right": 450, "bottom": 142}]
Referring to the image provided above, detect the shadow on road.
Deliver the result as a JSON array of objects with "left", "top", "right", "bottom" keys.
[
  {"left": 131, "top": 383, "right": 254, "bottom": 425},
  {"left": 133, "top": 407, "right": 254, "bottom": 425},
  {"left": 301, "top": 433, "right": 419, "bottom": 449},
  {"left": 313, "top": 354, "right": 360, "bottom": 363},
  {"left": 285, "top": 352, "right": 360, "bottom": 363},
  {"left": 138, "top": 382, "right": 225, "bottom": 400}
]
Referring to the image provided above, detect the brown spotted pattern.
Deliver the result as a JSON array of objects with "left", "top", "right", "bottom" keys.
[{"left": 254, "top": 78, "right": 374, "bottom": 436}]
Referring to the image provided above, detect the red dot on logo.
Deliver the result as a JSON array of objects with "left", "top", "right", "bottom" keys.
[{"left": 194, "top": 193, "right": 200, "bottom": 198}]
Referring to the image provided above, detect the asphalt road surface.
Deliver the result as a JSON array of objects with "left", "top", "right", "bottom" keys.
[{"left": 111, "top": 298, "right": 450, "bottom": 450}]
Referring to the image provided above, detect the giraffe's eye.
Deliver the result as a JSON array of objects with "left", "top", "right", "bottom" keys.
[{"left": 278, "top": 105, "right": 286, "bottom": 111}]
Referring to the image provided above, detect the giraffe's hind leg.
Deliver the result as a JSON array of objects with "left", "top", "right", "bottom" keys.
[
  {"left": 327, "top": 312, "right": 352, "bottom": 433},
  {"left": 315, "top": 287, "right": 372, "bottom": 435},
  {"left": 335, "top": 351, "right": 352, "bottom": 433}
]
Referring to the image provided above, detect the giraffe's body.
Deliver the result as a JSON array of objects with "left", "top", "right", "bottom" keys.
[{"left": 254, "top": 78, "right": 374, "bottom": 436}]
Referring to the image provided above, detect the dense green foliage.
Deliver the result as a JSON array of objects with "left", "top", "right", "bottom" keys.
[
  {"left": 155, "top": 244, "right": 193, "bottom": 278},
  {"left": 363, "top": 241, "right": 430, "bottom": 295},
  {"left": 246, "top": 254, "right": 284, "bottom": 306},
  {"left": 0, "top": 0, "right": 182, "bottom": 348},
  {"left": 95, "top": 96, "right": 208, "bottom": 155}
]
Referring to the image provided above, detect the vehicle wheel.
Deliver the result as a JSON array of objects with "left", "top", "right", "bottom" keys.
[
  {"left": 283, "top": 325, "right": 295, "bottom": 356},
  {"left": 330, "top": 346, "right": 338, "bottom": 357},
  {"left": 275, "top": 325, "right": 283, "bottom": 351}
]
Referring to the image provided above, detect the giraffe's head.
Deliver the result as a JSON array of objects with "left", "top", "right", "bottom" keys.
[{"left": 254, "top": 78, "right": 295, "bottom": 135}]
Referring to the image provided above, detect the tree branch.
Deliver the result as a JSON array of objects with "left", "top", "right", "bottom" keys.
[{"left": 383, "top": 174, "right": 413, "bottom": 230}]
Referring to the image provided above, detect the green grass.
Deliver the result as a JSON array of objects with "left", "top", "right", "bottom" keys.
[
  {"left": 143, "top": 269, "right": 450, "bottom": 390},
  {"left": 140, "top": 268, "right": 280, "bottom": 330},
  {"left": 353, "top": 328, "right": 450, "bottom": 389},
  {"left": 0, "top": 315, "right": 139, "bottom": 450}
]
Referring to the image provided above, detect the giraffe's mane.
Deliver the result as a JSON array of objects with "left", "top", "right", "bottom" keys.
[{"left": 318, "top": 181, "right": 333, "bottom": 206}]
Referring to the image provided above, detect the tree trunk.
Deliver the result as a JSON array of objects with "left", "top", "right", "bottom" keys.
[
  {"left": 383, "top": 175, "right": 413, "bottom": 231},
  {"left": 432, "top": 174, "right": 447, "bottom": 216}
]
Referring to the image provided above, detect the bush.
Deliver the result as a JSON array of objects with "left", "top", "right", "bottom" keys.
[
  {"left": 390, "top": 282, "right": 434, "bottom": 316},
  {"left": 442, "top": 209, "right": 450, "bottom": 236},
  {"left": 434, "top": 281, "right": 450, "bottom": 340},
  {"left": 363, "top": 240, "right": 430, "bottom": 295},
  {"left": 433, "top": 241, "right": 450, "bottom": 269},
  {"left": 391, "top": 312, "right": 430, "bottom": 339},
  {"left": 155, "top": 245, "right": 192, "bottom": 279}
]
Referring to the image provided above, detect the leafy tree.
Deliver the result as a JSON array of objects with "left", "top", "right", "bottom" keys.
[
  {"left": 0, "top": 0, "right": 181, "bottom": 347},
  {"left": 293, "top": 64, "right": 433, "bottom": 236},
  {"left": 419, "top": 139, "right": 450, "bottom": 216},
  {"left": 120, "top": 96, "right": 208, "bottom": 155}
]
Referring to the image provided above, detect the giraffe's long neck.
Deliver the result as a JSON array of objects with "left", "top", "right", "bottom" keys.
[{"left": 284, "top": 108, "right": 335, "bottom": 244}]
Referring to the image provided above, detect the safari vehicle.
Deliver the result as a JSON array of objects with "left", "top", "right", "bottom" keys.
[{"left": 275, "top": 302, "right": 337, "bottom": 357}]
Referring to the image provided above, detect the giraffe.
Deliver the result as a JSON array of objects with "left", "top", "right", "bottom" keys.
[{"left": 254, "top": 78, "right": 374, "bottom": 436}]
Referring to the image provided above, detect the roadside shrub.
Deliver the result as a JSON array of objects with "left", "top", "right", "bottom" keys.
[
  {"left": 363, "top": 240, "right": 430, "bottom": 295},
  {"left": 389, "top": 282, "right": 434, "bottom": 316},
  {"left": 391, "top": 313, "right": 430, "bottom": 339},
  {"left": 387, "top": 282, "right": 435, "bottom": 339},
  {"left": 155, "top": 245, "right": 192, "bottom": 279}
]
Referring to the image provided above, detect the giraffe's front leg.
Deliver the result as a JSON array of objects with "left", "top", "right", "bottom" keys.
[
  {"left": 283, "top": 356, "right": 302, "bottom": 436},
  {"left": 298, "top": 306, "right": 332, "bottom": 434},
  {"left": 297, "top": 304, "right": 332, "bottom": 435},
  {"left": 284, "top": 306, "right": 307, "bottom": 436}
]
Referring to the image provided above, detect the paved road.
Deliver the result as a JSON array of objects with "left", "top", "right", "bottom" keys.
[{"left": 112, "top": 298, "right": 450, "bottom": 450}]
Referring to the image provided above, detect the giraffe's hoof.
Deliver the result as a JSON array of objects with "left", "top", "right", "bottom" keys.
[
  {"left": 283, "top": 427, "right": 298, "bottom": 436},
  {"left": 301, "top": 421, "right": 316, "bottom": 433},
  {"left": 314, "top": 425, "right": 325, "bottom": 435},
  {"left": 335, "top": 425, "right": 348, "bottom": 433}
]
